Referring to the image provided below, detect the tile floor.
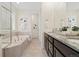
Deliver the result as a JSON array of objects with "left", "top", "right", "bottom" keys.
[{"left": 22, "top": 38, "right": 47, "bottom": 57}]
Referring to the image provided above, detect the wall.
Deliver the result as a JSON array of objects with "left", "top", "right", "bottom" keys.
[
  {"left": 41, "top": 2, "right": 66, "bottom": 32},
  {"left": 0, "top": 3, "right": 2, "bottom": 57},
  {"left": 11, "top": 3, "right": 17, "bottom": 31},
  {"left": 41, "top": 3, "right": 54, "bottom": 32}
]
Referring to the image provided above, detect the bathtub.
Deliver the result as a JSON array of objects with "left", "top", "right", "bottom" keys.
[{"left": 2, "top": 33, "right": 31, "bottom": 57}]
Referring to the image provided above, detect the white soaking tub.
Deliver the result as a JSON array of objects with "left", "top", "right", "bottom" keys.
[{"left": 2, "top": 34, "right": 31, "bottom": 57}]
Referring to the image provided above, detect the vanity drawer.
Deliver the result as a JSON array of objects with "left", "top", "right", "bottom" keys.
[
  {"left": 48, "top": 41, "right": 53, "bottom": 55},
  {"left": 54, "top": 39, "right": 79, "bottom": 57},
  {"left": 48, "top": 36, "right": 53, "bottom": 44}
]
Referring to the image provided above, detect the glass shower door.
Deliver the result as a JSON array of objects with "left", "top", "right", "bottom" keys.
[{"left": 0, "top": 2, "right": 11, "bottom": 49}]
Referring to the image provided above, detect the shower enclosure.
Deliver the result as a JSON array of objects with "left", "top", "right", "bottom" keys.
[
  {"left": 0, "top": 2, "right": 12, "bottom": 56},
  {"left": 0, "top": 2, "right": 31, "bottom": 57}
]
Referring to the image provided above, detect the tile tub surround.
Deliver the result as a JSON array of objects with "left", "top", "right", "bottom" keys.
[
  {"left": 46, "top": 32, "right": 79, "bottom": 53},
  {"left": 1, "top": 32, "right": 31, "bottom": 48},
  {"left": 3, "top": 40, "right": 29, "bottom": 57},
  {"left": 3, "top": 35, "right": 31, "bottom": 57}
]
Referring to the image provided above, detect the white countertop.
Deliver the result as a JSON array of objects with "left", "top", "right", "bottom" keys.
[{"left": 46, "top": 32, "right": 79, "bottom": 52}]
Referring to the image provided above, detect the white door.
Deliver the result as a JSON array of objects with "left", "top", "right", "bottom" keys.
[{"left": 31, "top": 14, "right": 39, "bottom": 39}]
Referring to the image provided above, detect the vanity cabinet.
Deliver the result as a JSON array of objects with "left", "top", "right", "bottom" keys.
[
  {"left": 54, "top": 38, "right": 79, "bottom": 57},
  {"left": 44, "top": 33, "right": 79, "bottom": 57},
  {"left": 54, "top": 47, "right": 64, "bottom": 57},
  {"left": 44, "top": 33, "right": 54, "bottom": 57},
  {"left": 44, "top": 34, "right": 49, "bottom": 55}
]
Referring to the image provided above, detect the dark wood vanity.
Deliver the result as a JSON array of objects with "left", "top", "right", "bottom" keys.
[{"left": 44, "top": 33, "right": 79, "bottom": 57}]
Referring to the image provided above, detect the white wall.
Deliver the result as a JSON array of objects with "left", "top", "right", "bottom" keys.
[
  {"left": 11, "top": 3, "right": 17, "bottom": 31},
  {"left": 0, "top": 3, "right": 2, "bottom": 57},
  {"left": 41, "top": 2, "right": 66, "bottom": 32}
]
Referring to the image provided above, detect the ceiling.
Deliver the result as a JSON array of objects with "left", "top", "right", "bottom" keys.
[
  {"left": 66, "top": 2, "right": 79, "bottom": 11},
  {"left": 16, "top": 2, "right": 41, "bottom": 14}
]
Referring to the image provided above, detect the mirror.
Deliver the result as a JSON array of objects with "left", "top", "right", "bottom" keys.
[{"left": 60, "top": 2, "right": 79, "bottom": 32}]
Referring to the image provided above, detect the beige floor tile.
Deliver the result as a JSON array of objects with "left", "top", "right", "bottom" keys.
[{"left": 22, "top": 39, "right": 47, "bottom": 57}]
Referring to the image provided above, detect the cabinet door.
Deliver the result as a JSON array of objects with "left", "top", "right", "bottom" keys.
[
  {"left": 48, "top": 42, "right": 53, "bottom": 54},
  {"left": 48, "top": 50, "right": 53, "bottom": 57},
  {"left": 54, "top": 39, "right": 79, "bottom": 57},
  {"left": 44, "top": 33, "right": 49, "bottom": 55},
  {"left": 48, "top": 36, "right": 54, "bottom": 56},
  {"left": 48, "top": 41, "right": 53, "bottom": 57},
  {"left": 54, "top": 47, "right": 64, "bottom": 57}
]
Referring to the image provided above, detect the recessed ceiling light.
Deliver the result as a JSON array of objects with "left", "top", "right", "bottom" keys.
[{"left": 16, "top": 2, "right": 20, "bottom": 4}]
